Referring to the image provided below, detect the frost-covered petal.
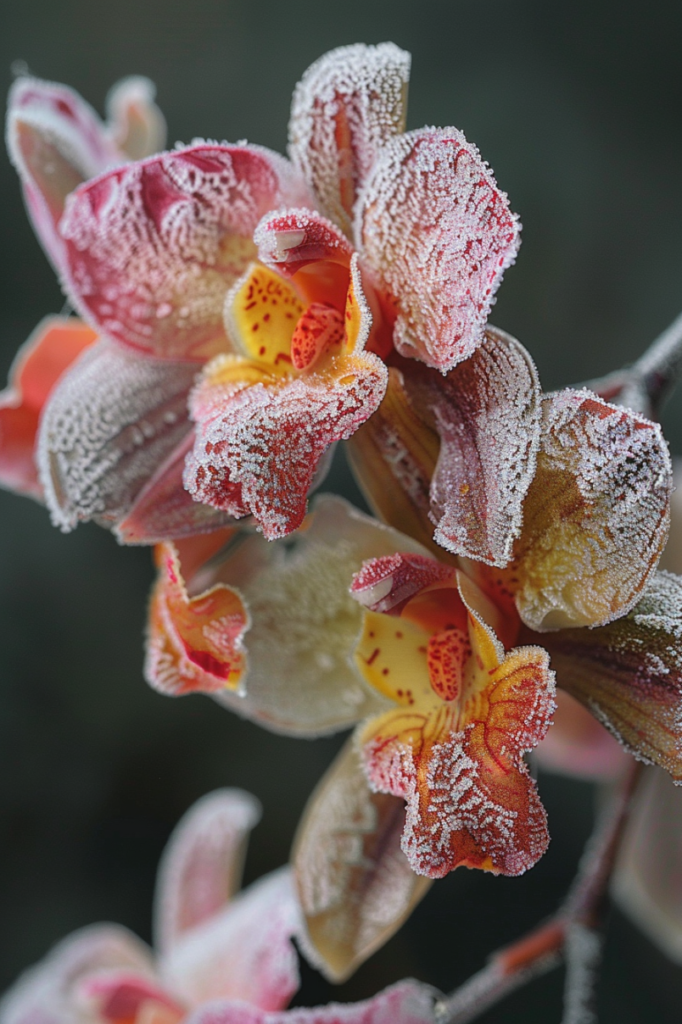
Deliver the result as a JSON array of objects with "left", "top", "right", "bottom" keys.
[
  {"left": 288, "top": 43, "right": 411, "bottom": 236},
  {"left": 514, "top": 389, "right": 672, "bottom": 631},
  {"left": 293, "top": 739, "right": 430, "bottom": 983},
  {"left": 37, "top": 340, "right": 197, "bottom": 531},
  {"left": 0, "top": 925, "right": 153, "bottom": 1024},
  {"left": 7, "top": 76, "right": 122, "bottom": 270},
  {"left": 540, "top": 571, "right": 682, "bottom": 781},
  {"left": 533, "top": 690, "right": 630, "bottom": 780},
  {"left": 59, "top": 145, "right": 313, "bottom": 360},
  {"left": 407, "top": 328, "right": 541, "bottom": 566},
  {"left": 105, "top": 76, "right": 166, "bottom": 160},
  {"left": 186, "top": 980, "right": 437, "bottom": 1024},
  {"left": 146, "top": 535, "right": 249, "bottom": 696},
  {"left": 613, "top": 767, "right": 682, "bottom": 962},
  {"left": 159, "top": 869, "right": 300, "bottom": 1012},
  {"left": 356, "top": 128, "right": 520, "bottom": 372},
  {"left": 0, "top": 317, "right": 97, "bottom": 499},
  {"left": 155, "top": 788, "right": 262, "bottom": 956}
]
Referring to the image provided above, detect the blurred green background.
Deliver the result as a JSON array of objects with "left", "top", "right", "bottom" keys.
[{"left": 2, "top": 0, "right": 682, "bottom": 1020}]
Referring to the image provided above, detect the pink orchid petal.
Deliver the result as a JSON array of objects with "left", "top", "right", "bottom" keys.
[
  {"left": 540, "top": 571, "right": 682, "bottom": 781},
  {"left": 533, "top": 690, "right": 630, "bottom": 780},
  {"left": 186, "top": 980, "right": 437, "bottom": 1024},
  {"left": 514, "top": 389, "right": 672, "bottom": 631},
  {"left": 404, "top": 328, "right": 542, "bottom": 566},
  {"left": 356, "top": 127, "right": 520, "bottom": 372},
  {"left": 159, "top": 869, "right": 300, "bottom": 1012},
  {"left": 105, "top": 76, "right": 166, "bottom": 160},
  {"left": 0, "top": 925, "right": 153, "bottom": 1024},
  {"left": 155, "top": 789, "right": 262, "bottom": 957},
  {"left": 36, "top": 340, "right": 196, "bottom": 531},
  {"left": 59, "top": 145, "right": 313, "bottom": 361},
  {"left": 0, "top": 317, "right": 97, "bottom": 499},
  {"left": 293, "top": 739, "right": 431, "bottom": 982},
  {"left": 78, "top": 971, "right": 184, "bottom": 1024},
  {"left": 288, "top": 43, "right": 411, "bottom": 236},
  {"left": 7, "top": 76, "right": 123, "bottom": 271},
  {"left": 351, "top": 552, "right": 455, "bottom": 616},
  {"left": 115, "top": 432, "right": 238, "bottom": 545}
]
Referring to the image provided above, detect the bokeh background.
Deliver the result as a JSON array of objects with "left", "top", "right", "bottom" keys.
[{"left": 2, "top": 1, "right": 682, "bottom": 1020}]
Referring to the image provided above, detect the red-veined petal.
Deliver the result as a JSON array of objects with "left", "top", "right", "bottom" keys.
[
  {"left": 154, "top": 789, "right": 262, "bottom": 956},
  {"left": 293, "top": 739, "right": 430, "bottom": 982},
  {"left": 288, "top": 43, "right": 411, "bottom": 236},
  {"left": 514, "top": 389, "right": 672, "bottom": 631},
  {"left": 356, "top": 128, "right": 520, "bottom": 372},
  {"left": 105, "top": 76, "right": 166, "bottom": 160},
  {"left": 59, "top": 145, "right": 313, "bottom": 360},
  {"left": 0, "top": 317, "right": 97, "bottom": 499}
]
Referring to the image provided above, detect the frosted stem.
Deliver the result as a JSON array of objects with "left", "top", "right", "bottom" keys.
[{"left": 435, "top": 763, "right": 642, "bottom": 1024}]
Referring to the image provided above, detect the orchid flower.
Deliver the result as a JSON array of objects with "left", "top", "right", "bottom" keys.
[{"left": 0, "top": 787, "right": 437, "bottom": 1024}]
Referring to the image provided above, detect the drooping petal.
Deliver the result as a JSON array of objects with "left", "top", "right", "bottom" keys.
[
  {"left": 293, "top": 739, "right": 430, "bottom": 983},
  {"left": 37, "top": 340, "right": 197, "bottom": 531},
  {"left": 115, "top": 433, "right": 238, "bottom": 545},
  {"left": 0, "top": 317, "right": 97, "bottom": 499},
  {"left": 154, "top": 788, "right": 262, "bottom": 956},
  {"left": 159, "top": 869, "right": 300, "bottom": 1012},
  {"left": 288, "top": 43, "right": 411, "bottom": 236},
  {"left": 613, "top": 767, "right": 682, "bottom": 962},
  {"left": 356, "top": 127, "right": 520, "bottom": 372},
  {"left": 59, "top": 145, "right": 313, "bottom": 360},
  {"left": 513, "top": 389, "right": 672, "bottom": 631},
  {"left": 7, "top": 76, "right": 122, "bottom": 270},
  {"left": 185, "top": 980, "right": 437, "bottom": 1024},
  {"left": 105, "top": 76, "right": 166, "bottom": 160},
  {"left": 405, "top": 328, "right": 541, "bottom": 566},
  {"left": 0, "top": 925, "right": 153, "bottom": 1024},
  {"left": 533, "top": 690, "right": 630, "bottom": 780},
  {"left": 146, "top": 537, "right": 249, "bottom": 697},
  {"left": 186, "top": 262, "right": 386, "bottom": 539},
  {"left": 539, "top": 571, "right": 682, "bottom": 781}
]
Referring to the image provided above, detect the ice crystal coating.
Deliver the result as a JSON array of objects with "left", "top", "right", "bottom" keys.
[
  {"left": 289, "top": 43, "right": 411, "bottom": 237},
  {"left": 515, "top": 389, "right": 672, "bottom": 631},
  {"left": 293, "top": 740, "right": 430, "bottom": 982},
  {"left": 356, "top": 127, "right": 520, "bottom": 372},
  {"left": 542, "top": 571, "right": 682, "bottom": 781},
  {"left": 0, "top": 317, "right": 97, "bottom": 499},
  {"left": 37, "top": 340, "right": 196, "bottom": 531},
  {"left": 7, "top": 76, "right": 123, "bottom": 270},
  {"left": 59, "top": 144, "right": 313, "bottom": 360},
  {"left": 105, "top": 76, "right": 166, "bottom": 161},
  {"left": 255, "top": 208, "right": 353, "bottom": 276},
  {"left": 351, "top": 552, "right": 455, "bottom": 615}
]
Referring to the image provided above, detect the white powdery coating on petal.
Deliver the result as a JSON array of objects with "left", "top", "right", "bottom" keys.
[
  {"left": 288, "top": 43, "right": 411, "bottom": 235},
  {"left": 356, "top": 128, "right": 520, "bottom": 372},
  {"left": 37, "top": 340, "right": 196, "bottom": 531}
]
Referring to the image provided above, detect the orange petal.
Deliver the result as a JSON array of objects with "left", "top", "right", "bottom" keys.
[
  {"left": 0, "top": 317, "right": 97, "bottom": 499},
  {"left": 146, "top": 538, "right": 248, "bottom": 696},
  {"left": 292, "top": 739, "right": 430, "bottom": 983},
  {"left": 514, "top": 389, "right": 672, "bottom": 630},
  {"left": 288, "top": 43, "right": 410, "bottom": 235},
  {"left": 539, "top": 571, "right": 682, "bottom": 781}
]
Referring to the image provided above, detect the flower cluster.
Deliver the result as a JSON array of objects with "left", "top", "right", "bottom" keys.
[{"left": 3, "top": 40, "right": 682, "bottom": 1011}]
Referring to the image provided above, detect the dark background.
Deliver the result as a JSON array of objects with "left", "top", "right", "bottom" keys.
[{"left": 2, "top": 1, "right": 682, "bottom": 1020}]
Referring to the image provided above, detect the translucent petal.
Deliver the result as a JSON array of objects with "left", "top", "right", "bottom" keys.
[
  {"left": 154, "top": 788, "right": 262, "bottom": 956},
  {"left": 356, "top": 127, "right": 520, "bottom": 372},
  {"left": 613, "top": 767, "right": 682, "bottom": 962},
  {"left": 159, "top": 869, "right": 300, "bottom": 1012},
  {"left": 0, "top": 925, "right": 153, "bottom": 1024},
  {"left": 7, "top": 76, "right": 122, "bottom": 271},
  {"left": 0, "top": 317, "right": 97, "bottom": 499},
  {"left": 514, "top": 389, "right": 672, "bottom": 631},
  {"left": 146, "top": 538, "right": 249, "bottom": 697},
  {"left": 409, "top": 328, "right": 541, "bottom": 566},
  {"left": 185, "top": 979, "right": 437, "bottom": 1024},
  {"left": 59, "top": 145, "right": 313, "bottom": 360},
  {"left": 37, "top": 340, "right": 197, "bottom": 531},
  {"left": 533, "top": 690, "right": 630, "bottom": 780},
  {"left": 293, "top": 739, "right": 430, "bottom": 982},
  {"left": 288, "top": 43, "right": 411, "bottom": 236},
  {"left": 105, "top": 76, "right": 166, "bottom": 160},
  {"left": 540, "top": 571, "right": 682, "bottom": 781}
]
